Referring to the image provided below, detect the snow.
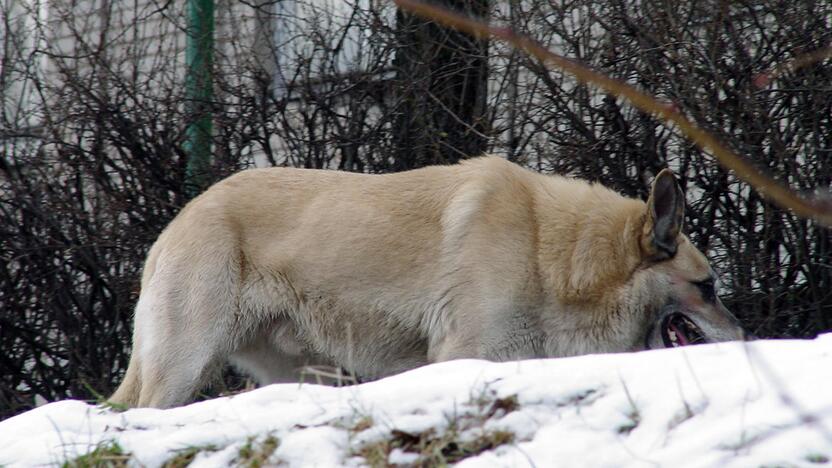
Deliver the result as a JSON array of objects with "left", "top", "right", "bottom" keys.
[{"left": 2, "top": 334, "right": 832, "bottom": 467}]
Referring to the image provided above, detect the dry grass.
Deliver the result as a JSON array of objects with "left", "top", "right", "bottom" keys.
[
  {"left": 161, "top": 444, "right": 218, "bottom": 468},
  {"left": 235, "top": 435, "right": 280, "bottom": 468},
  {"left": 62, "top": 441, "right": 130, "bottom": 468},
  {"left": 358, "top": 427, "right": 515, "bottom": 467},
  {"left": 355, "top": 392, "right": 520, "bottom": 467}
]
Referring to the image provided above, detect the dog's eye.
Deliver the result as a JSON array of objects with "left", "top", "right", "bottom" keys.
[{"left": 694, "top": 279, "right": 716, "bottom": 303}]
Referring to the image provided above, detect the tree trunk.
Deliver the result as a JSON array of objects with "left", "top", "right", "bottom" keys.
[{"left": 391, "top": 0, "right": 489, "bottom": 170}]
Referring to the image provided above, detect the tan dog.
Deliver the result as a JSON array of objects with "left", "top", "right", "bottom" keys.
[{"left": 110, "top": 157, "right": 745, "bottom": 408}]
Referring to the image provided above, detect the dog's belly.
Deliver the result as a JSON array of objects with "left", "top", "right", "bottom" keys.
[
  {"left": 237, "top": 256, "right": 434, "bottom": 382},
  {"left": 234, "top": 288, "right": 431, "bottom": 384},
  {"left": 285, "top": 298, "right": 431, "bottom": 380}
]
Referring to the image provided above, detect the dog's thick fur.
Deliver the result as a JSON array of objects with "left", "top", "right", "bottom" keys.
[{"left": 111, "top": 157, "right": 744, "bottom": 408}]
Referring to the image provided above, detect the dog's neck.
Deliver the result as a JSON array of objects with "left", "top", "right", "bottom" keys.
[{"left": 532, "top": 179, "right": 645, "bottom": 305}]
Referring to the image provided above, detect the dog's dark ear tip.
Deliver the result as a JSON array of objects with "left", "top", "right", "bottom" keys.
[
  {"left": 655, "top": 168, "right": 675, "bottom": 179},
  {"left": 652, "top": 168, "right": 680, "bottom": 194}
]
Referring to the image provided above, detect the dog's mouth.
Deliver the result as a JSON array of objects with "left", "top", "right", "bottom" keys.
[{"left": 661, "top": 313, "right": 706, "bottom": 348}]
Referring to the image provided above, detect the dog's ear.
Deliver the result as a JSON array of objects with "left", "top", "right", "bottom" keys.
[{"left": 642, "top": 168, "right": 684, "bottom": 261}]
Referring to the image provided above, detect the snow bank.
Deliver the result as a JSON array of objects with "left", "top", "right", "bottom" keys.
[{"left": 1, "top": 334, "right": 831, "bottom": 467}]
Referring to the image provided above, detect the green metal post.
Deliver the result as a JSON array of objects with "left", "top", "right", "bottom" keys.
[{"left": 184, "top": 0, "right": 215, "bottom": 195}]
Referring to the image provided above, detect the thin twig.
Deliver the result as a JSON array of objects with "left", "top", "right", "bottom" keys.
[{"left": 754, "top": 45, "right": 832, "bottom": 88}]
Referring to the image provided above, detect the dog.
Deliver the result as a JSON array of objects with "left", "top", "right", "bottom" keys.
[{"left": 110, "top": 156, "right": 746, "bottom": 408}]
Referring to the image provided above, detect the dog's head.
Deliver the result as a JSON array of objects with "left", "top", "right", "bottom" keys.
[{"left": 634, "top": 169, "right": 748, "bottom": 350}]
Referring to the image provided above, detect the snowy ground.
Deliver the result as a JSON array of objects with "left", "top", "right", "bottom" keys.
[{"left": 1, "top": 335, "right": 831, "bottom": 467}]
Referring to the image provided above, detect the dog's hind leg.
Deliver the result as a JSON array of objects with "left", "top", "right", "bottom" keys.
[
  {"left": 109, "top": 286, "right": 159, "bottom": 407},
  {"left": 131, "top": 249, "right": 243, "bottom": 408},
  {"left": 108, "top": 353, "right": 141, "bottom": 407}
]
